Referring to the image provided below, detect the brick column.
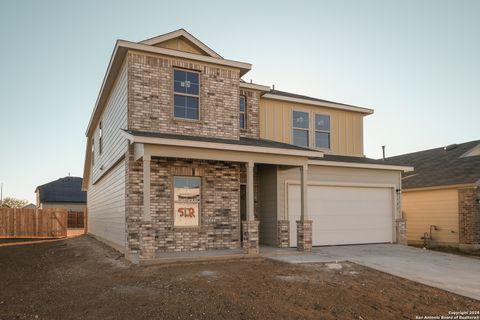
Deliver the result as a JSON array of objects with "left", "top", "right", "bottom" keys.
[
  {"left": 459, "top": 187, "right": 480, "bottom": 251},
  {"left": 396, "top": 218, "right": 407, "bottom": 245},
  {"left": 242, "top": 220, "right": 259, "bottom": 254},
  {"left": 139, "top": 222, "right": 156, "bottom": 260},
  {"left": 296, "top": 220, "right": 312, "bottom": 252},
  {"left": 277, "top": 220, "right": 290, "bottom": 248}
]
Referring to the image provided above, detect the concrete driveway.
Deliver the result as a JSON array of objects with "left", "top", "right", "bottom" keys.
[{"left": 267, "top": 244, "right": 480, "bottom": 300}]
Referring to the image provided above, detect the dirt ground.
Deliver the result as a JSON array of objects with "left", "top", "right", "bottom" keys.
[{"left": 0, "top": 236, "right": 478, "bottom": 320}]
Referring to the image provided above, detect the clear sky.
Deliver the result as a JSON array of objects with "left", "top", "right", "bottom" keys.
[{"left": 0, "top": 0, "right": 479, "bottom": 203}]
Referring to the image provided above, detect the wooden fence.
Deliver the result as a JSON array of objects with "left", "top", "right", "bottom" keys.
[
  {"left": 0, "top": 208, "right": 68, "bottom": 238},
  {"left": 67, "top": 211, "right": 84, "bottom": 228}
]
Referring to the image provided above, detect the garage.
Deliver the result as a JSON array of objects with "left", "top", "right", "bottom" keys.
[{"left": 288, "top": 184, "right": 394, "bottom": 247}]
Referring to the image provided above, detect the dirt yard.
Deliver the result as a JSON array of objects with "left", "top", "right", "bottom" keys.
[{"left": 0, "top": 236, "right": 478, "bottom": 320}]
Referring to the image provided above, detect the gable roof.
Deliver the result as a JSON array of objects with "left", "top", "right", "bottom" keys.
[
  {"left": 140, "top": 29, "right": 222, "bottom": 58},
  {"left": 36, "top": 177, "right": 87, "bottom": 204},
  {"left": 384, "top": 140, "right": 480, "bottom": 189}
]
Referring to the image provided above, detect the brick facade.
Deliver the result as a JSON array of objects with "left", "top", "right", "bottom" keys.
[
  {"left": 458, "top": 187, "right": 480, "bottom": 246},
  {"left": 277, "top": 220, "right": 290, "bottom": 248},
  {"left": 126, "top": 145, "right": 241, "bottom": 254},
  {"left": 296, "top": 220, "right": 312, "bottom": 252},
  {"left": 239, "top": 89, "right": 260, "bottom": 139},
  {"left": 127, "top": 52, "right": 241, "bottom": 140},
  {"left": 242, "top": 220, "right": 260, "bottom": 254}
]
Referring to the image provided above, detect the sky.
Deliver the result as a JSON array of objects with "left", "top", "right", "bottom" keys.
[{"left": 0, "top": 0, "right": 479, "bottom": 203}]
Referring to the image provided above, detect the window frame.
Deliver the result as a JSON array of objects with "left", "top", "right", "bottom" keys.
[
  {"left": 314, "top": 113, "right": 331, "bottom": 150},
  {"left": 98, "top": 121, "right": 103, "bottom": 155},
  {"left": 173, "top": 176, "right": 202, "bottom": 228},
  {"left": 291, "top": 110, "right": 310, "bottom": 147},
  {"left": 91, "top": 141, "right": 95, "bottom": 166},
  {"left": 172, "top": 68, "right": 201, "bottom": 121},
  {"left": 239, "top": 95, "right": 246, "bottom": 129}
]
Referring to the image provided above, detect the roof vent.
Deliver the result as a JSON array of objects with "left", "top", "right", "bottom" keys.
[{"left": 444, "top": 144, "right": 458, "bottom": 151}]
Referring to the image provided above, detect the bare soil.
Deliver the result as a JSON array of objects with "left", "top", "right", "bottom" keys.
[{"left": 0, "top": 236, "right": 478, "bottom": 320}]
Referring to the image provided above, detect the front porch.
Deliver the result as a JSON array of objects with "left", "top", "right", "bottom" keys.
[{"left": 122, "top": 130, "right": 321, "bottom": 262}]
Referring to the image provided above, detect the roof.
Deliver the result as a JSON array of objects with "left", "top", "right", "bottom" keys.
[
  {"left": 308, "top": 154, "right": 413, "bottom": 172},
  {"left": 36, "top": 177, "right": 87, "bottom": 204},
  {"left": 269, "top": 89, "right": 364, "bottom": 109},
  {"left": 311, "top": 154, "right": 392, "bottom": 165},
  {"left": 384, "top": 140, "right": 480, "bottom": 189},
  {"left": 123, "top": 129, "right": 315, "bottom": 152}
]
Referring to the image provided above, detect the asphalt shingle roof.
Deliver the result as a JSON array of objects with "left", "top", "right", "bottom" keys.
[
  {"left": 310, "top": 154, "right": 391, "bottom": 165},
  {"left": 384, "top": 140, "right": 480, "bottom": 189},
  {"left": 36, "top": 177, "right": 87, "bottom": 203},
  {"left": 269, "top": 89, "right": 363, "bottom": 109},
  {"left": 123, "top": 130, "right": 316, "bottom": 152}
]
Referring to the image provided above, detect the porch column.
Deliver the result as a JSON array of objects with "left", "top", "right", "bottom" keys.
[
  {"left": 139, "top": 154, "right": 155, "bottom": 261},
  {"left": 297, "top": 164, "right": 312, "bottom": 251},
  {"left": 242, "top": 161, "right": 259, "bottom": 254}
]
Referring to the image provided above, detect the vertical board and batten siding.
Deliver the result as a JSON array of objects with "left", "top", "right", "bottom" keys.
[
  {"left": 88, "top": 59, "right": 128, "bottom": 252},
  {"left": 259, "top": 98, "right": 365, "bottom": 157},
  {"left": 402, "top": 189, "right": 459, "bottom": 244},
  {"left": 88, "top": 160, "right": 127, "bottom": 250},
  {"left": 91, "top": 60, "right": 128, "bottom": 183},
  {"left": 277, "top": 165, "right": 401, "bottom": 220},
  {"left": 258, "top": 165, "right": 278, "bottom": 245}
]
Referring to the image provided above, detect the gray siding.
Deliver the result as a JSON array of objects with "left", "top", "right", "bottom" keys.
[
  {"left": 88, "top": 160, "right": 126, "bottom": 251},
  {"left": 91, "top": 60, "right": 128, "bottom": 183},
  {"left": 277, "top": 165, "right": 401, "bottom": 221},
  {"left": 258, "top": 165, "right": 278, "bottom": 245}
]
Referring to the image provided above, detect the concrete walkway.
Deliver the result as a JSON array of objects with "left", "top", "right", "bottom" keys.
[{"left": 267, "top": 244, "right": 480, "bottom": 300}]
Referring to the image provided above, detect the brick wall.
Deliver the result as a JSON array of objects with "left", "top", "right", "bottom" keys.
[
  {"left": 459, "top": 187, "right": 480, "bottom": 245},
  {"left": 127, "top": 52, "right": 241, "bottom": 140},
  {"left": 126, "top": 146, "right": 241, "bottom": 253},
  {"left": 239, "top": 89, "right": 260, "bottom": 139}
]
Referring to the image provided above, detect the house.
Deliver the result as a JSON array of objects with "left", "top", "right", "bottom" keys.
[
  {"left": 35, "top": 176, "right": 87, "bottom": 212},
  {"left": 385, "top": 141, "right": 480, "bottom": 251},
  {"left": 22, "top": 203, "right": 37, "bottom": 209},
  {"left": 82, "top": 29, "right": 412, "bottom": 262}
]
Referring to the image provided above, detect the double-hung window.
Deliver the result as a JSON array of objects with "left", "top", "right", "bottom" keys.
[
  {"left": 292, "top": 111, "right": 309, "bottom": 147},
  {"left": 99, "top": 121, "right": 103, "bottom": 155},
  {"left": 173, "top": 69, "right": 200, "bottom": 120},
  {"left": 239, "top": 96, "right": 246, "bottom": 129},
  {"left": 315, "top": 114, "right": 330, "bottom": 149},
  {"left": 173, "top": 177, "right": 201, "bottom": 227}
]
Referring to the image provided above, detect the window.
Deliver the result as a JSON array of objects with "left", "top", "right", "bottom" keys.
[
  {"left": 239, "top": 96, "right": 246, "bottom": 129},
  {"left": 173, "top": 177, "right": 201, "bottom": 227},
  {"left": 315, "top": 114, "right": 330, "bottom": 149},
  {"left": 99, "top": 121, "right": 103, "bottom": 155},
  {"left": 91, "top": 141, "right": 95, "bottom": 166},
  {"left": 292, "top": 111, "right": 309, "bottom": 147},
  {"left": 173, "top": 69, "right": 200, "bottom": 120}
]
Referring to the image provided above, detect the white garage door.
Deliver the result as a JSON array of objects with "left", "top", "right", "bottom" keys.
[{"left": 288, "top": 184, "right": 394, "bottom": 247}]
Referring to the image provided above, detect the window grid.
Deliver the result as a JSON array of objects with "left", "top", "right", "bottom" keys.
[
  {"left": 292, "top": 111, "right": 310, "bottom": 147},
  {"left": 239, "top": 96, "right": 246, "bottom": 129},
  {"left": 314, "top": 113, "right": 331, "bottom": 149},
  {"left": 173, "top": 69, "right": 200, "bottom": 120}
]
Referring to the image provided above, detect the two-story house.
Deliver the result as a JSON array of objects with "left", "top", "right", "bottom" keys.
[{"left": 82, "top": 29, "right": 412, "bottom": 263}]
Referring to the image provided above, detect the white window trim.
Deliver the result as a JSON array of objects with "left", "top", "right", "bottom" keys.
[
  {"left": 314, "top": 113, "right": 331, "bottom": 150},
  {"left": 291, "top": 110, "right": 310, "bottom": 147},
  {"left": 172, "top": 68, "right": 201, "bottom": 121}
]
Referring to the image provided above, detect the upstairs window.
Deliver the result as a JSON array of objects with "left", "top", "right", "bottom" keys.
[
  {"left": 91, "top": 142, "right": 95, "bottom": 166},
  {"left": 173, "top": 69, "right": 200, "bottom": 120},
  {"left": 315, "top": 114, "right": 330, "bottom": 149},
  {"left": 239, "top": 96, "right": 246, "bottom": 129},
  {"left": 99, "top": 121, "right": 103, "bottom": 155},
  {"left": 292, "top": 111, "right": 309, "bottom": 147}
]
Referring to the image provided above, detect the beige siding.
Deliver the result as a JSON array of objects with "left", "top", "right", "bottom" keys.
[
  {"left": 277, "top": 165, "right": 401, "bottom": 221},
  {"left": 258, "top": 165, "right": 278, "bottom": 245},
  {"left": 91, "top": 60, "right": 128, "bottom": 183},
  {"left": 403, "top": 189, "right": 459, "bottom": 244},
  {"left": 153, "top": 37, "right": 207, "bottom": 55},
  {"left": 260, "top": 98, "right": 365, "bottom": 156},
  {"left": 88, "top": 160, "right": 126, "bottom": 251},
  {"left": 40, "top": 202, "right": 85, "bottom": 212}
]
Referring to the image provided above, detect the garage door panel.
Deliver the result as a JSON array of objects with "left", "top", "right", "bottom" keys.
[{"left": 289, "top": 185, "right": 393, "bottom": 247}]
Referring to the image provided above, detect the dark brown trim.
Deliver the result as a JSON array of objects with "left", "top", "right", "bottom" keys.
[{"left": 92, "top": 154, "right": 126, "bottom": 186}]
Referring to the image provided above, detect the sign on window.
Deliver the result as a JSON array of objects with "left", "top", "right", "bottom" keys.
[{"left": 174, "top": 177, "right": 200, "bottom": 227}]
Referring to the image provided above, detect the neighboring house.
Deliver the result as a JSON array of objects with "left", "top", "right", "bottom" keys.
[
  {"left": 35, "top": 176, "right": 87, "bottom": 212},
  {"left": 82, "top": 29, "right": 412, "bottom": 262},
  {"left": 22, "top": 203, "right": 37, "bottom": 209},
  {"left": 386, "top": 141, "right": 480, "bottom": 250}
]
